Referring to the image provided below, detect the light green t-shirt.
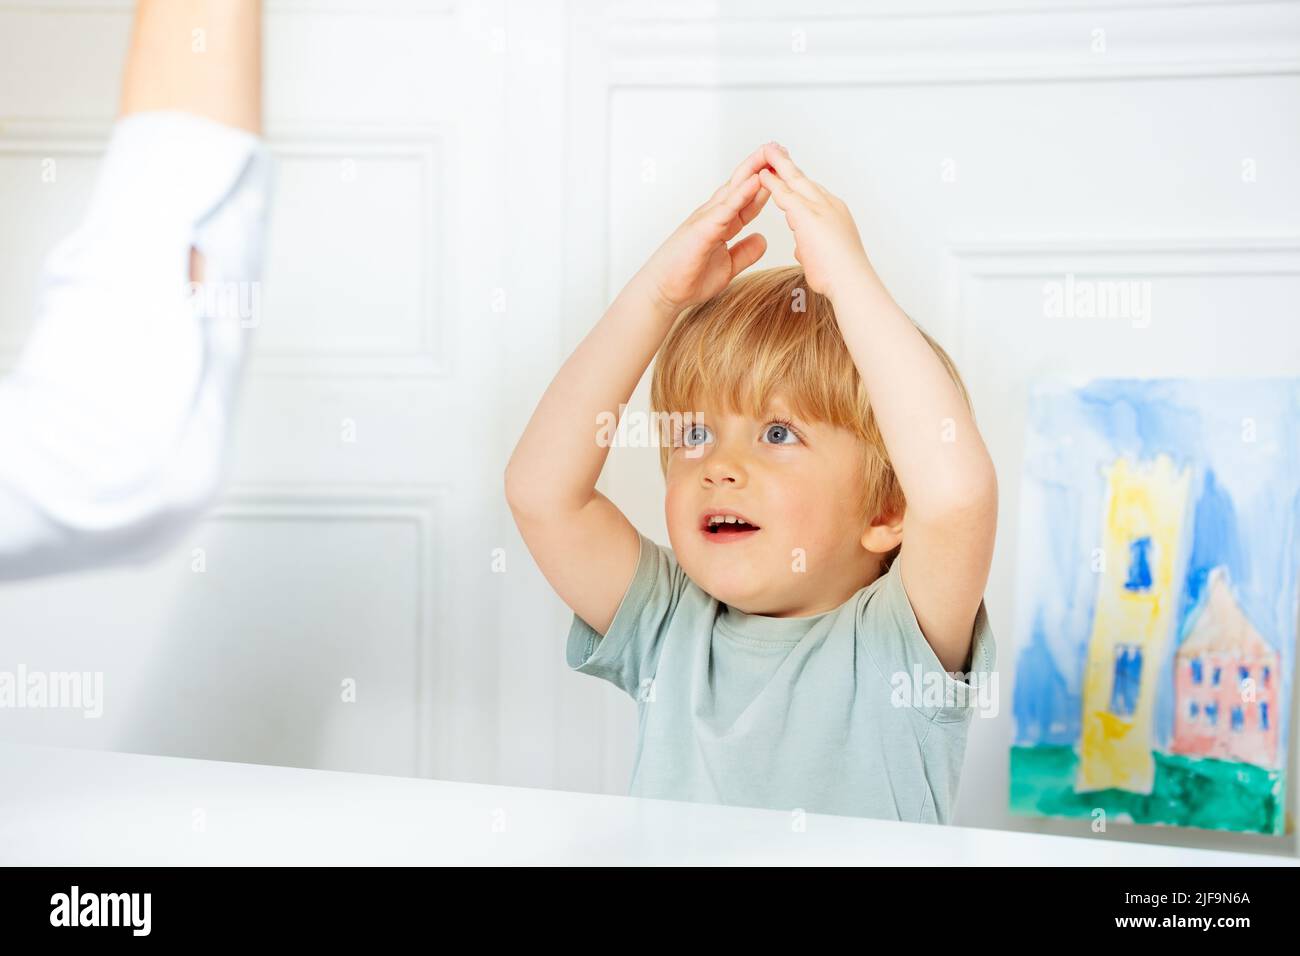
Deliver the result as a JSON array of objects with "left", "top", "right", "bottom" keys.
[{"left": 566, "top": 530, "right": 997, "bottom": 824}]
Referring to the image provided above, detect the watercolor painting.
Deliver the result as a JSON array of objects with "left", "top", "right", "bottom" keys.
[{"left": 1009, "top": 378, "right": 1300, "bottom": 835}]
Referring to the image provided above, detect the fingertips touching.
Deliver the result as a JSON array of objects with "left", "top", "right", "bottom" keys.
[
  {"left": 762, "top": 142, "right": 797, "bottom": 173},
  {"left": 758, "top": 167, "right": 796, "bottom": 205}
]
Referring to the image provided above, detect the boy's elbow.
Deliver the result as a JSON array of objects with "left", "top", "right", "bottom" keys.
[
  {"left": 504, "top": 465, "right": 594, "bottom": 525},
  {"left": 951, "top": 464, "right": 998, "bottom": 523},
  {"left": 970, "top": 459, "right": 998, "bottom": 512},
  {"left": 504, "top": 461, "right": 530, "bottom": 512},
  {"left": 959, "top": 466, "right": 999, "bottom": 534},
  {"left": 504, "top": 464, "right": 549, "bottom": 522},
  {"left": 913, "top": 462, "right": 998, "bottom": 528}
]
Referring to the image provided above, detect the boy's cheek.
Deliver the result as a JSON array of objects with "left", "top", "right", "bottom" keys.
[
  {"left": 663, "top": 485, "right": 697, "bottom": 542},
  {"left": 663, "top": 481, "right": 685, "bottom": 518},
  {"left": 764, "top": 483, "right": 819, "bottom": 538},
  {"left": 774, "top": 504, "right": 843, "bottom": 569}
]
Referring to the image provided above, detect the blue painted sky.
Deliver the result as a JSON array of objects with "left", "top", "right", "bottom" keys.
[{"left": 1012, "top": 378, "right": 1300, "bottom": 758}]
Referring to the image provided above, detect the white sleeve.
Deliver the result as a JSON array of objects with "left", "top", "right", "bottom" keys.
[{"left": 0, "top": 110, "right": 274, "bottom": 581}]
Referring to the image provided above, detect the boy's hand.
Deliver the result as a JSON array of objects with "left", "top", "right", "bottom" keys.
[
  {"left": 757, "top": 144, "right": 874, "bottom": 303},
  {"left": 636, "top": 145, "right": 774, "bottom": 315}
]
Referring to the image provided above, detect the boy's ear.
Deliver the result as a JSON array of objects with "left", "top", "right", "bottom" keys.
[{"left": 860, "top": 509, "right": 904, "bottom": 555}]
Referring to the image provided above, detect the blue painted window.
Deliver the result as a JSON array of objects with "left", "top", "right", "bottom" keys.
[
  {"left": 1212, "top": 666, "right": 1221, "bottom": 687},
  {"left": 1205, "top": 702, "right": 1219, "bottom": 725},
  {"left": 1124, "top": 536, "right": 1153, "bottom": 591},
  {"left": 1238, "top": 665, "right": 1250, "bottom": 684},
  {"left": 1109, "top": 644, "right": 1142, "bottom": 717},
  {"left": 1189, "top": 700, "right": 1199, "bottom": 719},
  {"left": 1190, "top": 658, "right": 1203, "bottom": 684},
  {"left": 1263, "top": 666, "right": 1270, "bottom": 686},
  {"left": 1230, "top": 705, "right": 1244, "bottom": 732},
  {"left": 1260, "top": 701, "right": 1269, "bottom": 731}
]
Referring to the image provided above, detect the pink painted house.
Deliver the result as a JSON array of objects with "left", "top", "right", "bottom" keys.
[{"left": 1172, "top": 566, "right": 1280, "bottom": 768}]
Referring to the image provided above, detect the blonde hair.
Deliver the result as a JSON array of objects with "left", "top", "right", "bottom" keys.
[{"left": 650, "top": 265, "right": 971, "bottom": 569}]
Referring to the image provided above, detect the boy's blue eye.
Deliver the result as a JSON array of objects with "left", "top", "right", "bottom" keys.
[
  {"left": 683, "top": 424, "right": 712, "bottom": 446},
  {"left": 763, "top": 422, "right": 799, "bottom": 445}
]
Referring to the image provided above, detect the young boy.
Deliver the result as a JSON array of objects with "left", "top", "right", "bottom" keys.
[{"left": 505, "top": 143, "right": 998, "bottom": 824}]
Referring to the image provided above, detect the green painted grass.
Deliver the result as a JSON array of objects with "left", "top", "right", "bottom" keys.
[{"left": 1009, "top": 744, "right": 1285, "bottom": 835}]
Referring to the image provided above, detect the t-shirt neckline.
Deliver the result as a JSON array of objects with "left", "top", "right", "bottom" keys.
[{"left": 715, "top": 599, "right": 842, "bottom": 643}]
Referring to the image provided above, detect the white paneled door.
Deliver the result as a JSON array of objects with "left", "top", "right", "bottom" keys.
[{"left": 0, "top": 0, "right": 554, "bottom": 787}]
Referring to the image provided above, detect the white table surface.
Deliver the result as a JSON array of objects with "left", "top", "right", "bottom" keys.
[{"left": 0, "top": 742, "right": 1294, "bottom": 866}]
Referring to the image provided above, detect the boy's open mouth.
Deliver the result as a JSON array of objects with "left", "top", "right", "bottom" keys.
[{"left": 700, "top": 510, "right": 761, "bottom": 542}]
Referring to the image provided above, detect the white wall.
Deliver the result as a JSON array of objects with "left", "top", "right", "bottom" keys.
[{"left": 1, "top": 0, "right": 1297, "bottom": 859}]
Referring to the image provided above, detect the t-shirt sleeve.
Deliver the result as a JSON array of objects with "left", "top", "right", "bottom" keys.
[
  {"left": 565, "top": 529, "right": 688, "bottom": 701},
  {"left": 856, "top": 556, "right": 996, "bottom": 724}
]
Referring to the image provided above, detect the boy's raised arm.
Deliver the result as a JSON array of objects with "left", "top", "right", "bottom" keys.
[
  {"left": 505, "top": 147, "right": 773, "bottom": 636},
  {"left": 757, "top": 145, "right": 998, "bottom": 675}
]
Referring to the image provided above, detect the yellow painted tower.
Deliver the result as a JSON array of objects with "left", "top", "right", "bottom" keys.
[{"left": 1077, "top": 454, "right": 1192, "bottom": 793}]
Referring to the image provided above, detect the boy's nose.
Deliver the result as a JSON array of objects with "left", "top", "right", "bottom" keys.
[{"left": 701, "top": 455, "right": 746, "bottom": 487}]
